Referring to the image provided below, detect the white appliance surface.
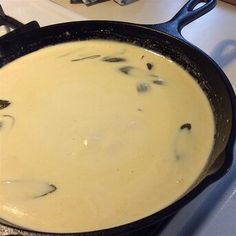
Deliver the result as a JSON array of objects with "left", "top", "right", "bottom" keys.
[{"left": 0, "top": 1, "right": 235, "bottom": 235}]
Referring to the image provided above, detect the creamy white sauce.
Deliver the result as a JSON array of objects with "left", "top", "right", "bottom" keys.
[{"left": 0, "top": 40, "right": 214, "bottom": 233}]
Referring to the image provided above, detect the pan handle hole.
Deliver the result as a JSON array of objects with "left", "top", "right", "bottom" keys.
[{"left": 193, "top": 2, "right": 205, "bottom": 10}]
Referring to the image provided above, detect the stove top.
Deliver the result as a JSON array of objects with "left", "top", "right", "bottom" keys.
[{"left": 0, "top": 1, "right": 235, "bottom": 235}]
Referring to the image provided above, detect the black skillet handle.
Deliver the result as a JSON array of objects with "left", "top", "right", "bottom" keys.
[
  {"left": 0, "top": 5, "right": 40, "bottom": 63},
  {"left": 0, "top": 4, "right": 25, "bottom": 29},
  {"left": 0, "top": 4, "right": 40, "bottom": 37},
  {"left": 148, "top": 0, "right": 217, "bottom": 40}
]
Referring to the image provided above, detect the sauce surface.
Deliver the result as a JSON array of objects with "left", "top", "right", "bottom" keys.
[{"left": 0, "top": 40, "right": 214, "bottom": 233}]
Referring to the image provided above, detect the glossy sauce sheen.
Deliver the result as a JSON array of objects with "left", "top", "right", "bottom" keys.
[{"left": 0, "top": 40, "right": 214, "bottom": 233}]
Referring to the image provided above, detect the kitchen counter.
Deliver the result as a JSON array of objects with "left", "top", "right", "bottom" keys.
[{"left": 0, "top": 1, "right": 235, "bottom": 235}]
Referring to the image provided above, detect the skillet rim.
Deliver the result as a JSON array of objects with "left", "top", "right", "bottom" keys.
[{"left": 0, "top": 20, "right": 235, "bottom": 235}]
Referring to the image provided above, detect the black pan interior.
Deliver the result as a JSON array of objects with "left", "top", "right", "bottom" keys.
[{"left": 0, "top": 21, "right": 235, "bottom": 236}]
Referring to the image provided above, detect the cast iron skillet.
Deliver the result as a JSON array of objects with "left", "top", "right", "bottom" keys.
[{"left": 0, "top": 0, "right": 235, "bottom": 235}]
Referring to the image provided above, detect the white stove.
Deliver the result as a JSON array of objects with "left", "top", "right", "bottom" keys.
[{"left": 0, "top": 0, "right": 235, "bottom": 235}]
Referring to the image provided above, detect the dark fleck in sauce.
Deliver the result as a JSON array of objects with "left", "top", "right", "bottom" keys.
[
  {"left": 152, "top": 79, "right": 164, "bottom": 85},
  {"left": 34, "top": 184, "right": 57, "bottom": 198},
  {"left": 146, "top": 63, "right": 153, "bottom": 70},
  {"left": 71, "top": 55, "right": 100, "bottom": 62},
  {"left": 0, "top": 100, "right": 11, "bottom": 109},
  {"left": 102, "top": 57, "right": 126, "bottom": 63},
  {"left": 119, "top": 66, "right": 134, "bottom": 75},
  {"left": 180, "top": 123, "right": 192, "bottom": 130},
  {"left": 136, "top": 83, "right": 151, "bottom": 93}
]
